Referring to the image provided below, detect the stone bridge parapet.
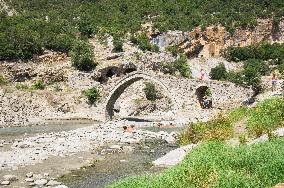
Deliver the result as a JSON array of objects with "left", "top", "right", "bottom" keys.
[{"left": 102, "top": 71, "right": 253, "bottom": 120}]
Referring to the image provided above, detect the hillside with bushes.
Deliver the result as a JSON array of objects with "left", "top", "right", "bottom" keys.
[{"left": 1, "top": 0, "right": 284, "bottom": 60}]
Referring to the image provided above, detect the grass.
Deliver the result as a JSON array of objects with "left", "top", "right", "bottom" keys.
[
  {"left": 179, "top": 97, "right": 284, "bottom": 145},
  {"left": 178, "top": 107, "right": 248, "bottom": 145},
  {"left": 0, "top": 75, "right": 8, "bottom": 86},
  {"left": 109, "top": 139, "right": 284, "bottom": 188},
  {"left": 247, "top": 97, "right": 284, "bottom": 137}
]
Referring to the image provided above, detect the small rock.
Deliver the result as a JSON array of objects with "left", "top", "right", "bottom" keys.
[
  {"left": 3, "top": 174, "right": 18, "bottom": 181},
  {"left": 25, "top": 178, "right": 34, "bottom": 182},
  {"left": 1, "top": 181, "right": 10, "bottom": 185},
  {"left": 46, "top": 180, "right": 61, "bottom": 186},
  {"left": 43, "top": 173, "right": 49, "bottom": 177},
  {"left": 119, "top": 160, "right": 128, "bottom": 163},
  {"left": 0, "top": 144, "right": 3, "bottom": 147},
  {"left": 33, "top": 174, "right": 43, "bottom": 180},
  {"left": 34, "top": 179, "right": 48, "bottom": 186},
  {"left": 26, "top": 172, "right": 33, "bottom": 178},
  {"left": 109, "top": 145, "right": 121, "bottom": 150},
  {"left": 54, "top": 185, "right": 68, "bottom": 188}
]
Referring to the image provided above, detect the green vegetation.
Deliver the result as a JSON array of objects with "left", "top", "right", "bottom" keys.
[
  {"left": 0, "top": 75, "right": 8, "bottom": 86},
  {"left": 179, "top": 114, "right": 234, "bottom": 145},
  {"left": 143, "top": 82, "right": 158, "bottom": 101},
  {"left": 210, "top": 59, "right": 270, "bottom": 94},
  {"left": 209, "top": 63, "right": 227, "bottom": 80},
  {"left": 166, "top": 46, "right": 179, "bottom": 57},
  {"left": 223, "top": 43, "right": 284, "bottom": 63},
  {"left": 223, "top": 43, "right": 284, "bottom": 92},
  {"left": 162, "top": 55, "right": 191, "bottom": 78},
  {"left": 180, "top": 97, "right": 284, "bottom": 145},
  {"left": 247, "top": 98, "right": 284, "bottom": 137},
  {"left": 70, "top": 40, "right": 96, "bottom": 71},
  {"left": 2, "top": 0, "right": 283, "bottom": 60},
  {"left": 15, "top": 83, "right": 29, "bottom": 90},
  {"left": 31, "top": 80, "right": 45, "bottom": 90},
  {"left": 131, "top": 34, "right": 159, "bottom": 52},
  {"left": 110, "top": 139, "right": 284, "bottom": 188},
  {"left": 83, "top": 86, "right": 100, "bottom": 104},
  {"left": 112, "top": 38, "right": 124, "bottom": 53},
  {"left": 174, "top": 55, "right": 191, "bottom": 78}
]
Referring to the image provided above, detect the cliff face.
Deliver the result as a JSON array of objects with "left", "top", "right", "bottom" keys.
[{"left": 149, "top": 18, "right": 284, "bottom": 58}]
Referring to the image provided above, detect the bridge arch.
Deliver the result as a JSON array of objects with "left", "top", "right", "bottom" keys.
[{"left": 105, "top": 72, "right": 175, "bottom": 120}]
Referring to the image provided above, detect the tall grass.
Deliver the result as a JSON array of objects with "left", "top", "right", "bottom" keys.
[
  {"left": 179, "top": 108, "right": 248, "bottom": 145},
  {"left": 247, "top": 98, "right": 284, "bottom": 137},
  {"left": 109, "top": 139, "right": 284, "bottom": 188},
  {"left": 180, "top": 97, "right": 284, "bottom": 145}
]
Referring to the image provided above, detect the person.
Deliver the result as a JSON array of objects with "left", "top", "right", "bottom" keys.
[
  {"left": 123, "top": 126, "right": 128, "bottom": 132},
  {"left": 127, "top": 125, "right": 135, "bottom": 132},
  {"left": 202, "top": 95, "right": 210, "bottom": 109},
  {"left": 272, "top": 72, "right": 278, "bottom": 92},
  {"left": 168, "top": 122, "right": 174, "bottom": 128},
  {"left": 200, "top": 69, "right": 206, "bottom": 81}
]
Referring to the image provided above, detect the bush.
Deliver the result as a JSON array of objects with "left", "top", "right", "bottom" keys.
[
  {"left": 15, "top": 83, "right": 29, "bottom": 90},
  {"left": 70, "top": 40, "right": 97, "bottom": 71},
  {"left": 179, "top": 114, "right": 234, "bottom": 145},
  {"left": 209, "top": 63, "right": 228, "bottom": 80},
  {"left": 151, "top": 44, "right": 159, "bottom": 53},
  {"left": 247, "top": 98, "right": 284, "bottom": 137},
  {"left": 83, "top": 86, "right": 100, "bottom": 104},
  {"left": 174, "top": 55, "right": 191, "bottom": 78},
  {"left": 110, "top": 139, "right": 284, "bottom": 188},
  {"left": 31, "top": 80, "right": 45, "bottom": 90},
  {"left": 143, "top": 82, "right": 158, "bottom": 101},
  {"left": 112, "top": 38, "right": 123, "bottom": 53},
  {"left": 130, "top": 34, "right": 138, "bottom": 45},
  {"left": 0, "top": 75, "right": 7, "bottom": 86},
  {"left": 166, "top": 46, "right": 179, "bottom": 57},
  {"left": 137, "top": 34, "right": 152, "bottom": 51}
]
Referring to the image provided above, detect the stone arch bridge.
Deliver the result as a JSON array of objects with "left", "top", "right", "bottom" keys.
[{"left": 102, "top": 71, "right": 253, "bottom": 120}]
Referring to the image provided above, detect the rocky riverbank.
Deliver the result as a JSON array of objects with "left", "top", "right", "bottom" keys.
[{"left": 0, "top": 120, "right": 179, "bottom": 187}]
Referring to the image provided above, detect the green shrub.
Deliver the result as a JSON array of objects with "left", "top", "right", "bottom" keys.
[
  {"left": 137, "top": 34, "right": 152, "bottom": 51},
  {"left": 15, "top": 83, "right": 29, "bottom": 90},
  {"left": 151, "top": 44, "right": 159, "bottom": 53},
  {"left": 0, "top": 75, "right": 7, "bottom": 85},
  {"left": 31, "top": 80, "right": 45, "bottom": 90},
  {"left": 70, "top": 40, "right": 97, "bottom": 71},
  {"left": 166, "top": 46, "right": 179, "bottom": 57},
  {"left": 130, "top": 34, "right": 138, "bottom": 45},
  {"left": 143, "top": 82, "right": 158, "bottom": 101},
  {"left": 110, "top": 139, "right": 284, "bottom": 188},
  {"left": 112, "top": 38, "right": 123, "bottom": 53},
  {"left": 179, "top": 114, "right": 234, "bottom": 145},
  {"left": 209, "top": 63, "right": 228, "bottom": 80},
  {"left": 174, "top": 55, "right": 191, "bottom": 78},
  {"left": 83, "top": 86, "right": 100, "bottom": 104},
  {"left": 247, "top": 98, "right": 284, "bottom": 137}
]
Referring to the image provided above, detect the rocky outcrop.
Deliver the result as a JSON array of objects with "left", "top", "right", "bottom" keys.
[{"left": 150, "top": 18, "right": 284, "bottom": 58}]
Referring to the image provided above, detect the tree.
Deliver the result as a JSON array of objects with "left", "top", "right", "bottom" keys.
[
  {"left": 143, "top": 82, "right": 158, "bottom": 101},
  {"left": 70, "top": 40, "right": 97, "bottom": 71},
  {"left": 209, "top": 63, "right": 228, "bottom": 80}
]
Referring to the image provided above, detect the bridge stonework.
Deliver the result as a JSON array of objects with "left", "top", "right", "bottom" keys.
[{"left": 102, "top": 71, "right": 253, "bottom": 120}]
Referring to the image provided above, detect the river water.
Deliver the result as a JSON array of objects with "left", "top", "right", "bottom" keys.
[{"left": 60, "top": 141, "right": 178, "bottom": 188}]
